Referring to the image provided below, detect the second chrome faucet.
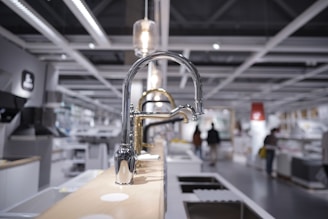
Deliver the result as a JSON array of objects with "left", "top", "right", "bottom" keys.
[{"left": 114, "top": 51, "right": 203, "bottom": 185}]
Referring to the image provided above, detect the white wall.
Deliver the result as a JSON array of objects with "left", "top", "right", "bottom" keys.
[
  {"left": 0, "top": 36, "right": 46, "bottom": 106},
  {"left": 0, "top": 37, "right": 47, "bottom": 155}
]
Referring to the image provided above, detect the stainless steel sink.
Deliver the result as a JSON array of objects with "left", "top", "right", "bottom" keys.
[
  {"left": 178, "top": 176, "right": 219, "bottom": 183},
  {"left": 184, "top": 201, "right": 262, "bottom": 219},
  {"left": 180, "top": 183, "right": 226, "bottom": 193},
  {"left": 178, "top": 176, "right": 226, "bottom": 193},
  {"left": 0, "top": 187, "right": 70, "bottom": 218}
]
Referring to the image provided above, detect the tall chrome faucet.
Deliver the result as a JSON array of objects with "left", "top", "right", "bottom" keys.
[{"left": 114, "top": 51, "right": 203, "bottom": 185}]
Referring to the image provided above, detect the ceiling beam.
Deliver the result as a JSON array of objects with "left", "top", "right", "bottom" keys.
[
  {"left": 92, "top": 0, "right": 113, "bottom": 16},
  {"left": 204, "top": 0, "right": 236, "bottom": 27},
  {"left": 39, "top": 0, "right": 66, "bottom": 26},
  {"left": 63, "top": 0, "right": 111, "bottom": 47},
  {"left": 273, "top": 97, "right": 328, "bottom": 113},
  {"left": 255, "top": 64, "right": 328, "bottom": 96},
  {"left": 23, "top": 36, "right": 328, "bottom": 53},
  {"left": 259, "top": 55, "right": 328, "bottom": 63},
  {"left": 2, "top": 0, "right": 122, "bottom": 98},
  {"left": 0, "top": 25, "right": 26, "bottom": 48},
  {"left": 268, "top": 86, "right": 328, "bottom": 109},
  {"left": 169, "top": 5, "right": 189, "bottom": 27},
  {"left": 204, "top": 0, "right": 328, "bottom": 100},
  {"left": 57, "top": 86, "right": 119, "bottom": 114},
  {"left": 56, "top": 65, "right": 328, "bottom": 80},
  {"left": 272, "top": 0, "right": 298, "bottom": 19}
]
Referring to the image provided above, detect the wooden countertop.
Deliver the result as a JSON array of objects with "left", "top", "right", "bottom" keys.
[
  {"left": 37, "top": 143, "right": 165, "bottom": 219},
  {"left": 0, "top": 156, "right": 40, "bottom": 170}
]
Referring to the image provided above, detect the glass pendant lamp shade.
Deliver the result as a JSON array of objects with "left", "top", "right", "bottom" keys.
[{"left": 133, "top": 18, "right": 157, "bottom": 57}]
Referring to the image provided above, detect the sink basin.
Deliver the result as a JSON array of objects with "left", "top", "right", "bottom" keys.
[
  {"left": 184, "top": 201, "right": 261, "bottom": 219},
  {"left": 179, "top": 176, "right": 226, "bottom": 193},
  {"left": 0, "top": 187, "right": 70, "bottom": 218},
  {"left": 178, "top": 176, "right": 219, "bottom": 183},
  {"left": 180, "top": 183, "right": 226, "bottom": 193}
]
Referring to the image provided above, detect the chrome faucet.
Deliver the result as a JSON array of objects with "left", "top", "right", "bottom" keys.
[{"left": 115, "top": 51, "right": 203, "bottom": 185}]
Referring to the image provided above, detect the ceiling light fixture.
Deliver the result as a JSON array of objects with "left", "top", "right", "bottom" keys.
[
  {"left": 133, "top": 0, "right": 157, "bottom": 57},
  {"left": 63, "top": 0, "right": 110, "bottom": 46},
  {"left": 212, "top": 43, "right": 220, "bottom": 50},
  {"left": 7, "top": 0, "right": 62, "bottom": 43},
  {"left": 61, "top": 54, "right": 67, "bottom": 60},
  {"left": 88, "top": 42, "right": 95, "bottom": 49}
]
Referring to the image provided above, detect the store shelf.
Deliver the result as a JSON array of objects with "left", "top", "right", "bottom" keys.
[{"left": 63, "top": 143, "right": 88, "bottom": 177}]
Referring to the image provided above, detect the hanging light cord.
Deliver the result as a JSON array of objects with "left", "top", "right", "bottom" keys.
[{"left": 144, "top": 0, "right": 148, "bottom": 19}]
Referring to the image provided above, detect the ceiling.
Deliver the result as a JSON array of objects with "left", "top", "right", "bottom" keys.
[{"left": 0, "top": 0, "right": 328, "bottom": 119}]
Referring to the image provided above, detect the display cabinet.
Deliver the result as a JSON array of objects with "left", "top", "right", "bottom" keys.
[
  {"left": 63, "top": 143, "right": 88, "bottom": 177},
  {"left": 276, "top": 137, "right": 325, "bottom": 188}
]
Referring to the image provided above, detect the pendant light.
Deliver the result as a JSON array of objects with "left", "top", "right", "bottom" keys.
[{"left": 133, "top": 0, "right": 157, "bottom": 57}]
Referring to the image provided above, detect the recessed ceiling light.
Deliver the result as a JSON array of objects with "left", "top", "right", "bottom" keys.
[
  {"left": 212, "top": 43, "right": 220, "bottom": 50},
  {"left": 88, "top": 42, "right": 95, "bottom": 49},
  {"left": 61, "top": 54, "right": 67, "bottom": 60}
]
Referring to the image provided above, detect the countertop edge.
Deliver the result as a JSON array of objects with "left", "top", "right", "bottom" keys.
[{"left": 0, "top": 156, "right": 40, "bottom": 170}]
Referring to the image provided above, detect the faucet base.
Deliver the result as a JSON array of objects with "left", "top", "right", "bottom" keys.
[{"left": 114, "top": 145, "right": 136, "bottom": 185}]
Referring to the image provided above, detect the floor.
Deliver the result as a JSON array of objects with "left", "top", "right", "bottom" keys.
[
  {"left": 49, "top": 158, "right": 328, "bottom": 219},
  {"left": 202, "top": 159, "right": 328, "bottom": 219}
]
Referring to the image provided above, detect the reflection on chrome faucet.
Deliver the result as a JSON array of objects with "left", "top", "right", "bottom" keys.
[{"left": 115, "top": 51, "right": 203, "bottom": 185}]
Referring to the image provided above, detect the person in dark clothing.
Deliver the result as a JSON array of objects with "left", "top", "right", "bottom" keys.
[
  {"left": 207, "top": 122, "right": 221, "bottom": 166},
  {"left": 264, "top": 128, "right": 279, "bottom": 176},
  {"left": 192, "top": 125, "right": 202, "bottom": 159}
]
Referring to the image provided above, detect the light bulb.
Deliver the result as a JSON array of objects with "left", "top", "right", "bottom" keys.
[
  {"left": 133, "top": 19, "right": 157, "bottom": 57},
  {"left": 88, "top": 42, "right": 95, "bottom": 49},
  {"left": 141, "top": 30, "right": 150, "bottom": 50},
  {"left": 213, "top": 43, "right": 220, "bottom": 50}
]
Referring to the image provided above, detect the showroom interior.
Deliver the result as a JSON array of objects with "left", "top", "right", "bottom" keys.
[{"left": 0, "top": 0, "right": 328, "bottom": 218}]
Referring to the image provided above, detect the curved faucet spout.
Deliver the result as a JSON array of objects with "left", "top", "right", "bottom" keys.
[
  {"left": 169, "top": 104, "right": 198, "bottom": 121},
  {"left": 121, "top": 51, "right": 203, "bottom": 145}
]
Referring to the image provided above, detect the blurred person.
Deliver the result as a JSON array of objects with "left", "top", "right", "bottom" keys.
[
  {"left": 264, "top": 128, "right": 279, "bottom": 177},
  {"left": 207, "top": 122, "right": 221, "bottom": 166},
  {"left": 193, "top": 125, "right": 202, "bottom": 159}
]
